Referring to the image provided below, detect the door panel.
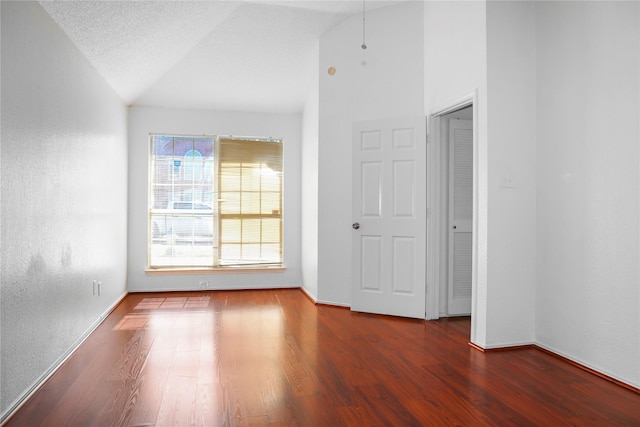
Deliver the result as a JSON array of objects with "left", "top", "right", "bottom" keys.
[
  {"left": 352, "top": 118, "right": 426, "bottom": 319},
  {"left": 392, "top": 236, "right": 416, "bottom": 294},
  {"left": 361, "top": 162, "right": 383, "bottom": 217},
  {"left": 393, "top": 160, "right": 416, "bottom": 217},
  {"left": 361, "top": 236, "right": 383, "bottom": 292},
  {"left": 447, "top": 119, "right": 473, "bottom": 315}
]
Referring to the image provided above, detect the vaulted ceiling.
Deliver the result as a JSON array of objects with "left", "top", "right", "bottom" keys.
[{"left": 40, "top": 1, "right": 402, "bottom": 113}]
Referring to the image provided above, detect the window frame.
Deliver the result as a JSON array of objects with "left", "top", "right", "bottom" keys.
[{"left": 147, "top": 133, "right": 284, "bottom": 271}]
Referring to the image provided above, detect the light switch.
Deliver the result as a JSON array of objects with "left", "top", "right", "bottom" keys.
[{"left": 501, "top": 174, "right": 515, "bottom": 189}]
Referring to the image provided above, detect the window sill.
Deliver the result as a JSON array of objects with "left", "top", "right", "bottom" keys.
[{"left": 145, "top": 266, "right": 286, "bottom": 275}]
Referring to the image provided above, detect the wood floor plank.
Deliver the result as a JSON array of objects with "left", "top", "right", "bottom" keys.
[
  {"left": 124, "top": 346, "right": 173, "bottom": 427},
  {"left": 154, "top": 375, "right": 198, "bottom": 427},
  {"left": 5, "top": 289, "right": 640, "bottom": 426},
  {"left": 192, "top": 382, "right": 225, "bottom": 427}
]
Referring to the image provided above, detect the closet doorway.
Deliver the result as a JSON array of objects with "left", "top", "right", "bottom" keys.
[{"left": 426, "top": 96, "right": 477, "bottom": 324}]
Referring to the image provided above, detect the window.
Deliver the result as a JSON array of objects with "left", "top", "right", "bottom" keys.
[{"left": 148, "top": 134, "right": 283, "bottom": 269}]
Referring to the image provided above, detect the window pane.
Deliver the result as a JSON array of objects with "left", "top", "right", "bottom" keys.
[
  {"left": 220, "top": 192, "right": 240, "bottom": 214},
  {"left": 241, "top": 192, "right": 260, "bottom": 214},
  {"left": 148, "top": 135, "right": 216, "bottom": 268},
  {"left": 221, "top": 218, "right": 241, "bottom": 242},
  {"left": 240, "top": 166, "right": 258, "bottom": 192},
  {"left": 242, "top": 219, "right": 261, "bottom": 243},
  {"left": 218, "top": 138, "right": 283, "bottom": 265},
  {"left": 148, "top": 213, "right": 216, "bottom": 268},
  {"left": 261, "top": 244, "right": 281, "bottom": 261},
  {"left": 183, "top": 150, "right": 203, "bottom": 182},
  {"left": 261, "top": 172, "right": 280, "bottom": 192},
  {"left": 242, "top": 244, "right": 261, "bottom": 260},
  {"left": 203, "top": 158, "right": 214, "bottom": 184},
  {"left": 221, "top": 166, "right": 241, "bottom": 191},
  {"left": 221, "top": 243, "right": 241, "bottom": 261},
  {"left": 261, "top": 219, "right": 280, "bottom": 242},
  {"left": 261, "top": 192, "right": 280, "bottom": 215}
]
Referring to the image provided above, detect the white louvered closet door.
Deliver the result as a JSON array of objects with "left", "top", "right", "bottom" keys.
[{"left": 448, "top": 119, "right": 473, "bottom": 315}]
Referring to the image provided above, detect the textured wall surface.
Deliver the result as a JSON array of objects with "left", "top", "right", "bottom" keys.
[
  {"left": 1, "top": 1, "right": 128, "bottom": 417},
  {"left": 301, "top": 42, "right": 320, "bottom": 300},
  {"left": 535, "top": 0, "right": 640, "bottom": 388},
  {"left": 485, "top": 0, "right": 537, "bottom": 347}
]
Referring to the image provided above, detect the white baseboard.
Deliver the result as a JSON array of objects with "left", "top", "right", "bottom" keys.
[
  {"left": 0, "top": 291, "right": 128, "bottom": 426},
  {"left": 482, "top": 340, "right": 536, "bottom": 349},
  {"left": 316, "top": 299, "right": 350, "bottom": 308},
  {"left": 535, "top": 342, "right": 640, "bottom": 391},
  {"left": 299, "top": 286, "right": 317, "bottom": 303},
  {"left": 127, "top": 284, "right": 300, "bottom": 293}
]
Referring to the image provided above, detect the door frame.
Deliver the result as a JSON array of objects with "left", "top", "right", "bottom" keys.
[{"left": 426, "top": 92, "right": 478, "bottom": 329}]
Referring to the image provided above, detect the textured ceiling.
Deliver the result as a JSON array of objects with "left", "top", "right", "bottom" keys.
[{"left": 40, "top": 0, "right": 402, "bottom": 113}]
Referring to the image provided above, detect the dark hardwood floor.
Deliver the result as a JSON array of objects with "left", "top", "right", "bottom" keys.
[{"left": 5, "top": 289, "right": 640, "bottom": 426}]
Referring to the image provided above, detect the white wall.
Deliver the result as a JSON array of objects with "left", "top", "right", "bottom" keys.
[
  {"left": 317, "top": 1, "right": 425, "bottom": 305},
  {"left": 485, "top": 1, "right": 536, "bottom": 347},
  {"left": 127, "top": 106, "right": 302, "bottom": 291},
  {"left": 426, "top": 0, "right": 639, "bottom": 388},
  {"left": 424, "top": 1, "right": 487, "bottom": 113},
  {"left": 535, "top": 1, "right": 640, "bottom": 388},
  {"left": 423, "top": 0, "right": 488, "bottom": 343},
  {"left": 0, "top": 1, "right": 128, "bottom": 418},
  {"left": 301, "top": 42, "right": 320, "bottom": 300}
]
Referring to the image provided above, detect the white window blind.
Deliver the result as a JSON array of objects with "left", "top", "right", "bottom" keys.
[
  {"left": 218, "top": 137, "right": 283, "bottom": 265},
  {"left": 148, "top": 134, "right": 283, "bottom": 269}
]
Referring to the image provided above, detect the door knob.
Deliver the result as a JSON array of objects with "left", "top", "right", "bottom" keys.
[
  {"left": 352, "top": 222, "right": 360, "bottom": 230},
  {"left": 452, "top": 225, "right": 457, "bottom": 229}
]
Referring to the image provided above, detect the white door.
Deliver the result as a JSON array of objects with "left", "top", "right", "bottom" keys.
[
  {"left": 351, "top": 117, "right": 426, "bottom": 319},
  {"left": 447, "top": 119, "right": 473, "bottom": 315}
]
